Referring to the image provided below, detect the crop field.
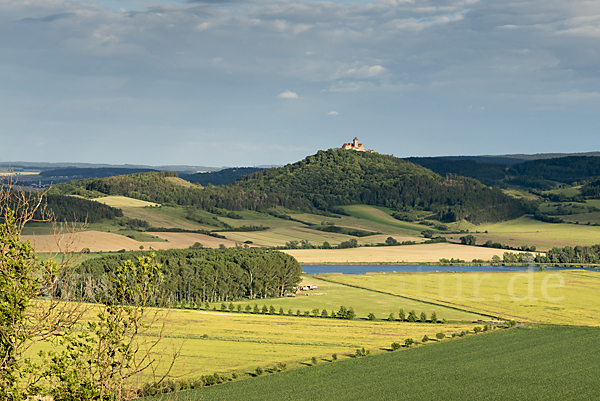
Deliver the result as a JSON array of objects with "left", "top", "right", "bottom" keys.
[
  {"left": 218, "top": 211, "right": 305, "bottom": 229},
  {"left": 92, "top": 195, "right": 161, "bottom": 208},
  {"left": 340, "top": 205, "right": 429, "bottom": 234},
  {"left": 23, "top": 230, "right": 236, "bottom": 253},
  {"left": 227, "top": 275, "right": 486, "bottom": 321},
  {"left": 319, "top": 270, "right": 600, "bottom": 326},
  {"left": 288, "top": 208, "right": 426, "bottom": 236},
  {"left": 467, "top": 216, "right": 600, "bottom": 250},
  {"left": 119, "top": 206, "right": 215, "bottom": 231},
  {"left": 150, "top": 309, "right": 476, "bottom": 379},
  {"left": 221, "top": 226, "right": 356, "bottom": 248},
  {"left": 147, "top": 232, "right": 240, "bottom": 249},
  {"left": 284, "top": 243, "right": 514, "bottom": 264},
  {"left": 162, "top": 325, "right": 600, "bottom": 401}
]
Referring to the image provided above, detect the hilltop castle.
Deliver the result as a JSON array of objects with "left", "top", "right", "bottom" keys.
[{"left": 342, "top": 137, "right": 374, "bottom": 152}]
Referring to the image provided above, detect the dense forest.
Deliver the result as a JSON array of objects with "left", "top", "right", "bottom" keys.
[
  {"left": 11, "top": 193, "right": 123, "bottom": 223},
  {"left": 50, "top": 150, "right": 527, "bottom": 224},
  {"left": 180, "top": 167, "right": 265, "bottom": 186},
  {"left": 79, "top": 249, "right": 302, "bottom": 303},
  {"left": 408, "top": 156, "right": 600, "bottom": 190}
]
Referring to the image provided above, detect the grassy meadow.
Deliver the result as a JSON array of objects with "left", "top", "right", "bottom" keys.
[
  {"left": 319, "top": 270, "right": 600, "bottom": 326},
  {"left": 158, "top": 325, "right": 600, "bottom": 401},
  {"left": 226, "top": 275, "right": 487, "bottom": 321},
  {"left": 463, "top": 216, "right": 600, "bottom": 250},
  {"left": 156, "top": 310, "right": 477, "bottom": 379}
]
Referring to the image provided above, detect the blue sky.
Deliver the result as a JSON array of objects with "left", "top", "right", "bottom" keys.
[{"left": 2, "top": 0, "right": 600, "bottom": 167}]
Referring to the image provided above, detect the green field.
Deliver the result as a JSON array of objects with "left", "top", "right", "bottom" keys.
[
  {"left": 155, "top": 325, "right": 600, "bottom": 400},
  {"left": 464, "top": 216, "right": 600, "bottom": 250},
  {"left": 319, "top": 270, "right": 600, "bottom": 326},
  {"left": 226, "top": 275, "right": 486, "bottom": 322},
  {"left": 156, "top": 310, "right": 476, "bottom": 378}
]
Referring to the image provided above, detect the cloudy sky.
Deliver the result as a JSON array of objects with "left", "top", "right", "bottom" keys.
[{"left": 2, "top": 0, "right": 600, "bottom": 167}]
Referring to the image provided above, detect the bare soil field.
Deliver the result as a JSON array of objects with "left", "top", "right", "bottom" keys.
[
  {"left": 23, "top": 231, "right": 239, "bottom": 253},
  {"left": 284, "top": 243, "right": 518, "bottom": 264}
]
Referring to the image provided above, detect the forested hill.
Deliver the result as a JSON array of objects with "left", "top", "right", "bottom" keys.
[
  {"left": 180, "top": 167, "right": 265, "bottom": 186},
  {"left": 50, "top": 150, "right": 527, "bottom": 224},
  {"left": 408, "top": 155, "right": 600, "bottom": 189},
  {"left": 231, "top": 149, "right": 526, "bottom": 223}
]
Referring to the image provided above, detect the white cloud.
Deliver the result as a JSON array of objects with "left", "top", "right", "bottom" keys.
[
  {"left": 327, "top": 111, "right": 339, "bottom": 115},
  {"left": 277, "top": 90, "right": 298, "bottom": 99}
]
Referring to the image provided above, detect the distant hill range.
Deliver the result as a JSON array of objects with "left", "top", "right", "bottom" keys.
[{"left": 407, "top": 154, "right": 600, "bottom": 190}]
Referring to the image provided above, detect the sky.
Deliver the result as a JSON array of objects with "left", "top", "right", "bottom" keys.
[{"left": 2, "top": 0, "right": 600, "bottom": 167}]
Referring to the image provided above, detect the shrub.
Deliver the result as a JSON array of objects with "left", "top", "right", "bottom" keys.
[
  {"left": 436, "top": 332, "right": 445, "bottom": 340},
  {"left": 388, "top": 312, "right": 395, "bottom": 321},
  {"left": 311, "top": 356, "right": 318, "bottom": 365},
  {"left": 422, "top": 335, "right": 430, "bottom": 342},
  {"left": 255, "top": 366, "right": 263, "bottom": 376},
  {"left": 474, "top": 326, "right": 482, "bottom": 333},
  {"left": 368, "top": 313, "right": 376, "bottom": 321},
  {"left": 332, "top": 353, "right": 337, "bottom": 361},
  {"left": 391, "top": 342, "right": 402, "bottom": 351},
  {"left": 405, "top": 338, "right": 414, "bottom": 347}
]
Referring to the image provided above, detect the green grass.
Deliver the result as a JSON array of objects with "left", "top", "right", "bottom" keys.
[
  {"left": 155, "top": 325, "right": 600, "bottom": 401},
  {"left": 543, "top": 187, "right": 583, "bottom": 197},
  {"left": 226, "top": 275, "right": 486, "bottom": 322},
  {"left": 320, "top": 270, "right": 600, "bottom": 326},
  {"left": 340, "top": 205, "right": 427, "bottom": 234},
  {"left": 466, "top": 216, "right": 600, "bottom": 250}
]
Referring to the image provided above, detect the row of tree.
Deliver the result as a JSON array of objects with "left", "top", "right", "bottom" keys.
[
  {"left": 79, "top": 248, "right": 303, "bottom": 303},
  {"left": 534, "top": 245, "right": 600, "bottom": 264}
]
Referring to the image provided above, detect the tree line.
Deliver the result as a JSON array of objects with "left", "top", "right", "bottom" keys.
[
  {"left": 79, "top": 248, "right": 303, "bottom": 303},
  {"left": 534, "top": 244, "right": 600, "bottom": 264}
]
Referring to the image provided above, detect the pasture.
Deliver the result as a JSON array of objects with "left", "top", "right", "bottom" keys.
[
  {"left": 284, "top": 243, "right": 514, "bottom": 264},
  {"left": 227, "top": 275, "right": 487, "bottom": 321},
  {"left": 319, "top": 270, "right": 600, "bottom": 326},
  {"left": 162, "top": 325, "right": 600, "bottom": 401}
]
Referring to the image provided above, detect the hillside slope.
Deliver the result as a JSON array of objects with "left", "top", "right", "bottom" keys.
[{"left": 50, "top": 149, "right": 526, "bottom": 224}]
